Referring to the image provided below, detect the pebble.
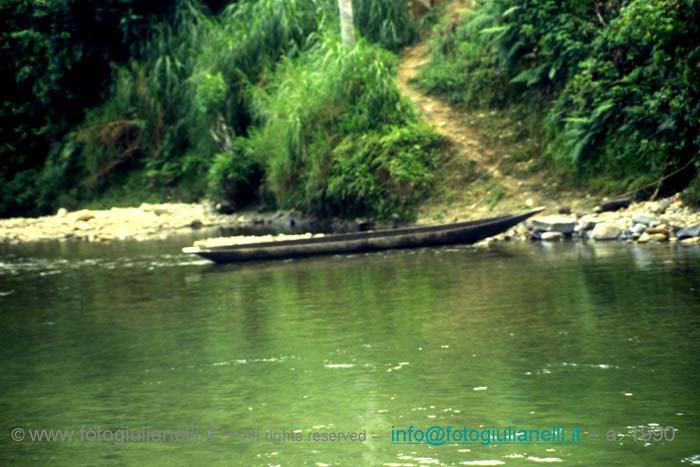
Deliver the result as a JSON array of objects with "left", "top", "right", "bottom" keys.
[
  {"left": 541, "top": 232, "right": 564, "bottom": 241},
  {"left": 630, "top": 223, "right": 647, "bottom": 235},
  {"left": 575, "top": 220, "right": 596, "bottom": 232},
  {"left": 645, "top": 224, "right": 670, "bottom": 235},
  {"left": 660, "top": 215, "right": 686, "bottom": 230},
  {"left": 74, "top": 210, "right": 96, "bottom": 222},
  {"left": 637, "top": 232, "right": 667, "bottom": 243}
]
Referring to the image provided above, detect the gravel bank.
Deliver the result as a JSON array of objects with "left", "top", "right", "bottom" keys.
[
  {"left": 3, "top": 196, "right": 699, "bottom": 247},
  {"left": 0, "top": 203, "right": 314, "bottom": 244},
  {"left": 490, "top": 196, "right": 700, "bottom": 245}
]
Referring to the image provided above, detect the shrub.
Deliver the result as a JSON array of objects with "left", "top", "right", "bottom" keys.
[
  {"left": 550, "top": 0, "right": 700, "bottom": 185},
  {"left": 414, "top": 0, "right": 604, "bottom": 107},
  {"left": 207, "top": 139, "right": 264, "bottom": 210},
  {"left": 325, "top": 124, "right": 444, "bottom": 219},
  {"left": 413, "top": 19, "right": 511, "bottom": 107}
]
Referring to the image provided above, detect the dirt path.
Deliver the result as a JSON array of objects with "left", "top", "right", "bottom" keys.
[
  {"left": 397, "top": 43, "right": 503, "bottom": 178},
  {"left": 397, "top": 34, "right": 592, "bottom": 222}
]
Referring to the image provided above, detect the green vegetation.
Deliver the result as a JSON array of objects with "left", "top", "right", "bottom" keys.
[
  {"left": 247, "top": 36, "right": 442, "bottom": 218},
  {"left": 207, "top": 140, "right": 264, "bottom": 211},
  {"left": 2, "top": 0, "right": 438, "bottom": 220},
  {"left": 683, "top": 174, "right": 700, "bottom": 208},
  {"left": 7, "top": 0, "right": 699, "bottom": 220},
  {"left": 415, "top": 0, "right": 700, "bottom": 195}
]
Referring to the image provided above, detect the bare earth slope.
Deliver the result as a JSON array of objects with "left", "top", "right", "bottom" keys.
[{"left": 397, "top": 37, "right": 593, "bottom": 223}]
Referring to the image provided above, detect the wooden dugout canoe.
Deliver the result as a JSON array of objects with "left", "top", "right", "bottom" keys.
[{"left": 182, "top": 208, "right": 544, "bottom": 264}]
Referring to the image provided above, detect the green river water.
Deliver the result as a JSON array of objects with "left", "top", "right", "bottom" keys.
[{"left": 1, "top": 238, "right": 699, "bottom": 466}]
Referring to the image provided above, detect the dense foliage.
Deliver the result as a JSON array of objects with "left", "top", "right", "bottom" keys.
[
  {"left": 247, "top": 36, "right": 442, "bottom": 218},
  {"left": 415, "top": 0, "right": 700, "bottom": 194},
  {"left": 3, "top": 0, "right": 160, "bottom": 213},
  {"left": 2, "top": 0, "right": 432, "bottom": 218}
]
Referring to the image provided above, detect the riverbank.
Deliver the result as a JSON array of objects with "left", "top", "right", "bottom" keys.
[
  {"left": 2, "top": 195, "right": 699, "bottom": 246},
  {"left": 0, "top": 203, "right": 319, "bottom": 244},
  {"left": 493, "top": 196, "right": 700, "bottom": 246},
  {"left": 0, "top": 202, "right": 403, "bottom": 244}
]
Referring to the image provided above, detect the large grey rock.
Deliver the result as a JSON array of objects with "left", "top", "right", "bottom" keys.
[
  {"left": 631, "top": 213, "right": 657, "bottom": 226},
  {"left": 591, "top": 222, "right": 622, "bottom": 241},
  {"left": 658, "top": 196, "right": 676, "bottom": 213},
  {"left": 677, "top": 224, "right": 700, "bottom": 239},
  {"left": 76, "top": 221, "right": 91, "bottom": 231},
  {"left": 531, "top": 215, "right": 576, "bottom": 234}
]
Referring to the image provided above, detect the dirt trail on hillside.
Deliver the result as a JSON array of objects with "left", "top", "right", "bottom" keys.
[
  {"left": 397, "top": 43, "right": 504, "bottom": 179},
  {"left": 397, "top": 35, "right": 592, "bottom": 222}
]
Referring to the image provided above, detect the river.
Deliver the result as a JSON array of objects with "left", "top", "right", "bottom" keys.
[{"left": 1, "top": 239, "right": 699, "bottom": 466}]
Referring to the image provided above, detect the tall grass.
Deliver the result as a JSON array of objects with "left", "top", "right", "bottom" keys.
[
  {"left": 247, "top": 35, "right": 443, "bottom": 219},
  {"left": 353, "top": 0, "right": 419, "bottom": 51},
  {"left": 56, "top": 0, "right": 324, "bottom": 199}
]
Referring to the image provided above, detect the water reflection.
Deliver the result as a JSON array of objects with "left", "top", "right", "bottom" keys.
[{"left": 0, "top": 240, "right": 699, "bottom": 466}]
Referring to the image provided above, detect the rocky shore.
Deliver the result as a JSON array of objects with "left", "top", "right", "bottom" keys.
[
  {"left": 2, "top": 196, "right": 700, "bottom": 247},
  {"left": 0, "top": 203, "right": 317, "bottom": 244},
  {"left": 497, "top": 196, "right": 700, "bottom": 245}
]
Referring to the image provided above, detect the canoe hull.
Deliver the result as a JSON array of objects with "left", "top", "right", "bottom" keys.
[{"left": 186, "top": 209, "right": 542, "bottom": 264}]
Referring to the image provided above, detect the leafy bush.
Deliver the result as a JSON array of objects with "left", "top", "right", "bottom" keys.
[
  {"left": 415, "top": 0, "right": 605, "bottom": 107},
  {"left": 0, "top": 0, "right": 214, "bottom": 216},
  {"left": 413, "top": 15, "right": 511, "bottom": 107},
  {"left": 550, "top": 0, "right": 700, "bottom": 183},
  {"left": 207, "top": 139, "right": 264, "bottom": 210},
  {"left": 325, "top": 124, "right": 444, "bottom": 218},
  {"left": 0, "top": 170, "right": 40, "bottom": 217},
  {"left": 1, "top": 0, "right": 180, "bottom": 176}
]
